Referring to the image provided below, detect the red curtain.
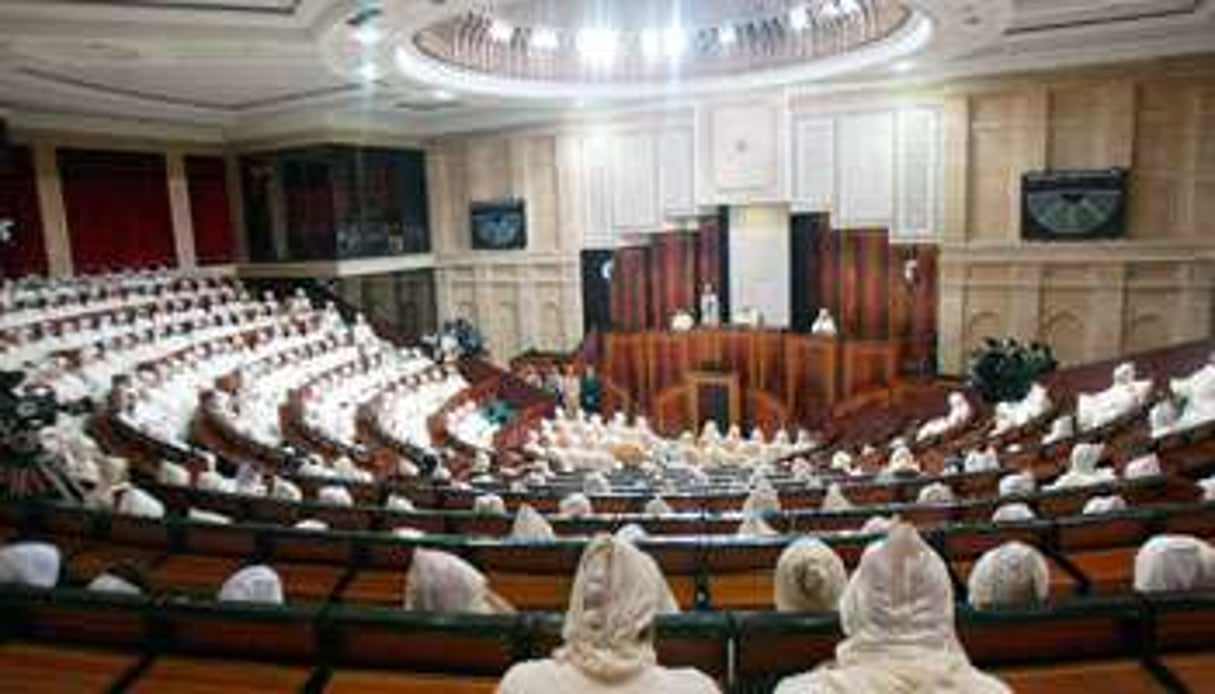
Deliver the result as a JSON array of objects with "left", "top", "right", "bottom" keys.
[
  {"left": 59, "top": 148, "right": 175, "bottom": 273},
  {"left": 0, "top": 146, "right": 47, "bottom": 277},
  {"left": 185, "top": 155, "right": 234, "bottom": 265}
]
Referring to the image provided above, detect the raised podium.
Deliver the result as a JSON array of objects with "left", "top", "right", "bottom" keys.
[{"left": 599, "top": 328, "right": 899, "bottom": 434}]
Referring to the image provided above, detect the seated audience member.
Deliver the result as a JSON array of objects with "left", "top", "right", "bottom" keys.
[
  {"left": 644, "top": 496, "right": 673, "bottom": 516},
  {"left": 991, "top": 502, "right": 1036, "bottom": 523},
  {"left": 810, "top": 308, "right": 838, "bottom": 337},
  {"left": 512, "top": 504, "right": 555, "bottom": 540},
  {"left": 1049, "top": 443, "right": 1113, "bottom": 489},
  {"left": 0, "top": 542, "right": 61, "bottom": 588},
  {"left": 87, "top": 563, "right": 146, "bottom": 596},
  {"left": 880, "top": 445, "right": 920, "bottom": 479},
  {"left": 967, "top": 542, "right": 1050, "bottom": 609},
  {"left": 963, "top": 446, "right": 999, "bottom": 473},
  {"left": 742, "top": 478, "right": 781, "bottom": 517},
  {"left": 1134, "top": 535, "right": 1215, "bottom": 593},
  {"left": 114, "top": 483, "right": 166, "bottom": 519},
  {"left": 916, "top": 392, "right": 972, "bottom": 442},
  {"left": 498, "top": 535, "right": 718, "bottom": 694},
  {"left": 1076, "top": 361, "right": 1151, "bottom": 432},
  {"left": 615, "top": 523, "right": 649, "bottom": 544},
  {"left": 1149, "top": 399, "right": 1179, "bottom": 439},
  {"left": 1171, "top": 352, "right": 1215, "bottom": 430},
  {"left": 475, "top": 493, "right": 508, "bottom": 515},
  {"left": 1082, "top": 495, "right": 1127, "bottom": 515},
  {"left": 737, "top": 515, "right": 778, "bottom": 536},
  {"left": 998, "top": 470, "right": 1036, "bottom": 498},
  {"left": 1198, "top": 475, "right": 1215, "bottom": 502},
  {"left": 774, "top": 538, "right": 848, "bottom": 612},
  {"left": 560, "top": 493, "right": 594, "bottom": 518},
  {"left": 916, "top": 482, "right": 954, "bottom": 505},
  {"left": 218, "top": 565, "right": 284, "bottom": 604},
  {"left": 1123, "top": 453, "right": 1162, "bottom": 479},
  {"left": 318, "top": 485, "right": 354, "bottom": 507},
  {"left": 405, "top": 549, "right": 514, "bottom": 614},
  {"left": 1041, "top": 413, "right": 1075, "bottom": 445},
  {"left": 188, "top": 508, "right": 232, "bottom": 525},
  {"left": 775, "top": 523, "right": 1009, "bottom": 693},
  {"left": 821, "top": 483, "right": 853, "bottom": 512},
  {"left": 991, "top": 383, "right": 1051, "bottom": 436}
]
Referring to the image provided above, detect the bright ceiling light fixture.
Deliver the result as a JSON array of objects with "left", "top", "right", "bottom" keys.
[
  {"left": 577, "top": 27, "right": 618, "bottom": 64},
  {"left": 790, "top": 6, "right": 810, "bottom": 30},
  {"left": 641, "top": 28, "right": 662, "bottom": 60},
  {"left": 839, "top": 0, "right": 863, "bottom": 14},
  {"left": 663, "top": 26, "right": 687, "bottom": 58},
  {"left": 353, "top": 23, "right": 382, "bottom": 47},
  {"left": 431, "top": 88, "right": 455, "bottom": 101},
  {"left": 357, "top": 62, "right": 381, "bottom": 82},
  {"left": 488, "top": 19, "right": 514, "bottom": 43},
  {"left": 718, "top": 24, "right": 738, "bottom": 46},
  {"left": 530, "top": 26, "right": 559, "bottom": 51}
]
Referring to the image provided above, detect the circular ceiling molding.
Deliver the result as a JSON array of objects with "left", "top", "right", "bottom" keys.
[{"left": 324, "top": 0, "right": 937, "bottom": 101}]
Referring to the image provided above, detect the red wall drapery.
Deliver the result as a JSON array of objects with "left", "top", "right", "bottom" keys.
[
  {"left": 59, "top": 148, "right": 176, "bottom": 273},
  {"left": 185, "top": 155, "right": 235, "bottom": 265},
  {"left": 0, "top": 146, "right": 47, "bottom": 278}
]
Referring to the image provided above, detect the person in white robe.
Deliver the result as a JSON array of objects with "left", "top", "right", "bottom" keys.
[
  {"left": 497, "top": 534, "right": 718, "bottom": 694},
  {"left": 0, "top": 542, "right": 60, "bottom": 588},
  {"left": 998, "top": 470, "right": 1036, "bottom": 498},
  {"left": 561, "top": 493, "right": 594, "bottom": 518},
  {"left": 821, "top": 483, "right": 853, "bottom": 512},
  {"left": 917, "top": 482, "right": 955, "bottom": 505},
  {"left": 1171, "top": 353, "right": 1215, "bottom": 430},
  {"left": 114, "top": 484, "right": 165, "bottom": 519},
  {"left": 474, "top": 493, "right": 508, "bottom": 515},
  {"left": 737, "top": 516, "right": 778, "bottom": 536},
  {"left": 1076, "top": 362, "right": 1152, "bottom": 432},
  {"left": 511, "top": 504, "right": 555, "bottom": 540},
  {"left": 1133, "top": 535, "right": 1215, "bottom": 593},
  {"left": 218, "top": 565, "right": 284, "bottom": 604},
  {"left": 404, "top": 548, "right": 514, "bottom": 614},
  {"left": 774, "top": 523, "right": 1010, "bottom": 694},
  {"left": 1082, "top": 495, "right": 1127, "bottom": 515},
  {"left": 1049, "top": 443, "right": 1113, "bottom": 489},
  {"left": 1149, "top": 399, "right": 1179, "bottom": 440},
  {"left": 810, "top": 308, "right": 838, "bottom": 337},
  {"left": 88, "top": 571, "right": 143, "bottom": 596},
  {"left": 1041, "top": 414, "right": 1075, "bottom": 446},
  {"left": 1124, "top": 453, "right": 1161, "bottom": 479},
  {"left": 643, "top": 497, "right": 673, "bottom": 516},
  {"left": 992, "top": 384, "right": 1051, "bottom": 436},
  {"left": 742, "top": 478, "right": 781, "bottom": 517},
  {"left": 774, "top": 538, "right": 847, "bottom": 612},
  {"left": 991, "top": 503, "right": 1036, "bottom": 523},
  {"left": 963, "top": 446, "right": 1000, "bottom": 474},
  {"left": 967, "top": 541, "right": 1050, "bottom": 609},
  {"left": 916, "top": 392, "right": 973, "bottom": 442}
]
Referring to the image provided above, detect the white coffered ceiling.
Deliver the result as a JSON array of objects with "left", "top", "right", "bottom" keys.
[{"left": 0, "top": 0, "right": 1210, "bottom": 142}]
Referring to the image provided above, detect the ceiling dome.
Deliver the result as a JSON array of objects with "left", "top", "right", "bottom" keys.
[{"left": 374, "top": 0, "right": 932, "bottom": 101}]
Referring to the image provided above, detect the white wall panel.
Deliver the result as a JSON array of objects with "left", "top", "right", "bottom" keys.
[
  {"left": 837, "top": 111, "right": 895, "bottom": 227},
  {"left": 610, "top": 130, "right": 660, "bottom": 231},
  {"left": 896, "top": 106, "right": 941, "bottom": 238},
  {"left": 792, "top": 115, "right": 836, "bottom": 212},
  {"left": 658, "top": 127, "right": 696, "bottom": 218},
  {"left": 697, "top": 98, "right": 788, "bottom": 204}
]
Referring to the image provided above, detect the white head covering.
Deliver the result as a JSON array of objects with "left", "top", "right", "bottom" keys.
[
  {"left": 1124, "top": 454, "right": 1161, "bottom": 479},
  {"left": 218, "top": 565, "right": 283, "bottom": 604},
  {"left": 88, "top": 572, "right": 142, "bottom": 595},
  {"left": 775, "top": 538, "right": 847, "bottom": 612},
  {"left": 1198, "top": 475, "right": 1215, "bottom": 502},
  {"left": 0, "top": 542, "right": 60, "bottom": 588},
  {"left": 776, "top": 523, "right": 1010, "bottom": 693},
  {"left": 991, "top": 503, "right": 1036, "bottom": 523},
  {"left": 294, "top": 519, "right": 329, "bottom": 531},
  {"left": 116, "top": 485, "right": 165, "bottom": 519},
  {"left": 644, "top": 496, "right": 673, "bottom": 516},
  {"left": 614, "top": 523, "right": 649, "bottom": 544},
  {"left": 583, "top": 472, "right": 612, "bottom": 495},
  {"left": 318, "top": 485, "right": 354, "bottom": 506},
  {"left": 1068, "top": 443, "right": 1106, "bottom": 475},
  {"left": 1133, "top": 535, "right": 1215, "bottom": 593},
  {"left": 270, "top": 476, "right": 303, "bottom": 503},
  {"left": 188, "top": 508, "right": 232, "bottom": 525},
  {"left": 859, "top": 516, "right": 894, "bottom": 535},
  {"left": 511, "top": 504, "right": 555, "bottom": 540},
  {"left": 742, "top": 478, "right": 781, "bottom": 517},
  {"left": 560, "top": 493, "right": 594, "bottom": 518},
  {"left": 917, "top": 482, "right": 955, "bottom": 505},
  {"left": 553, "top": 535, "right": 677, "bottom": 682},
  {"left": 158, "top": 460, "right": 191, "bottom": 487},
  {"left": 405, "top": 548, "right": 507, "bottom": 614},
  {"left": 737, "top": 515, "right": 778, "bottom": 536},
  {"left": 998, "top": 471, "right": 1035, "bottom": 497},
  {"left": 386, "top": 494, "right": 416, "bottom": 511},
  {"left": 967, "top": 542, "right": 1050, "bottom": 609},
  {"left": 474, "top": 493, "right": 508, "bottom": 515},
  {"left": 821, "top": 483, "right": 853, "bottom": 511},
  {"left": 1082, "top": 495, "right": 1127, "bottom": 515}
]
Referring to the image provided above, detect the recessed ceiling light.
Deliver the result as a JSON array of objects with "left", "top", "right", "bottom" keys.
[
  {"left": 358, "top": 63, "right": 381, "bottom": 82},
  {"left": 577, "top": 27, "right": 618, "bottom": 64},
  {"left": 641, "top": 29, "right": 661, "bottom": 59},
  {"left": 663, "top": 26, "right": 687, "bottom": 58},
  {"left": 718, "top": 24, "right": 737, "bottom": 46},
  {"left": 489, "top": 20, "right": 514, "bottom": 43},
  {"left": 353, "top": 23, "right": 382, "bottom": 47},
  {"left": 431, "top": 88, "right": 455, "bottom": 101},
  {"left": 531, "top": 26, "right": 559, "bottom": 51},
  {"left": 892, "top": 60, "right": 913, "bottom": 73},
  {"left": 790, "top": 6, "right": 810, "bottom": 30}
]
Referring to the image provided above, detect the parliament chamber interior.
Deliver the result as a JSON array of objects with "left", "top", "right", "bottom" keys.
[{"left": 1, "top": 1, "right": 1215, "bottom": 693}]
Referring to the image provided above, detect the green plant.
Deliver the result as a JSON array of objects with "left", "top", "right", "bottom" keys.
[{"left": 967, "top": 337, "right": 1057, "bottom": 404}]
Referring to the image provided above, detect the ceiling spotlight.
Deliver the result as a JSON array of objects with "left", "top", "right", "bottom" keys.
[
  {"left": 663, "top": 26, "right": 687, "bottom": 58},
  {"left": 353, "top": 23, "right": 382, "bottom": 47},
  {"left": 820, "top": 1, "right": 841, "bottom": 20},
  {"left": 892, "top": 60, "right": 913, "bottom": 73},
  {"left": 641, "top": 28, "right": 662, "bottom": 59},
  {"left": 531, "top": 26, "right": 559, "bottom": 51},
  {"left": 357, "top": 63, "right": 381, "bottom": 82},
  {"left": 839, "top": 0, "right": 862, "bottom": 14},
  {"left": 488, "top": 19, "right": 514, "bottom": 43},
  {"left": 577, "top": 27, "right": 618, "bottom": 64},
  {"left": 431, "top": 88, "right": 455, "bottom": 101},
  {"left": 718, "top": 24, "right": 738, "bottom": 46},
  {"left": 790, "top": 6, "right": 810, "bottom": 30}
]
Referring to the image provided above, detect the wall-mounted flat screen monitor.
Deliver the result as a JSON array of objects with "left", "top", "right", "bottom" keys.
[
  {"left": 1022, "top": 168, "right": 1127, "bottom": 241},
  {"left": 471, "top": 199, "right": 527, "bottom": 250}
]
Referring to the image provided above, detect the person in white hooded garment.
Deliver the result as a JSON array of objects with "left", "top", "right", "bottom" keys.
[
  {"left": 498, "top": 534, "right": 718, "bottom": 694},
  {"left": 1049, "top": 443, "right": 1113, "bottom": 489},
  {"left": 967, "top": 541, "right": 1050, "bottom": 609},
  {"left": 1076, "top": 361, "right": 1151, "bottom": 432},
  {"left": 916, "top": 392, "right": 973, "bottom": 442},
  {"left": 0, "top": 542, "right": 60, "bottom": 588},
  {"left": 774, "top": 523, "right": 1010, "bottom": 694},
  {"left": 774, "top": 538, "right": 848, "bottom": 612},
  {"left": 1133, "top": 535, "right": 1215, "bottom": 593},
  {"left": 218, "top": 565, "right": 284, "bottom": 604},
  {"left": 405, "top": 548, "right": 514, "bottom": 614},
  {"left": 512, "top": 504, "right": 555, "bottom": 540},
  {"left": 810, "top": 308, "right": 838, "bottom": 337}
]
